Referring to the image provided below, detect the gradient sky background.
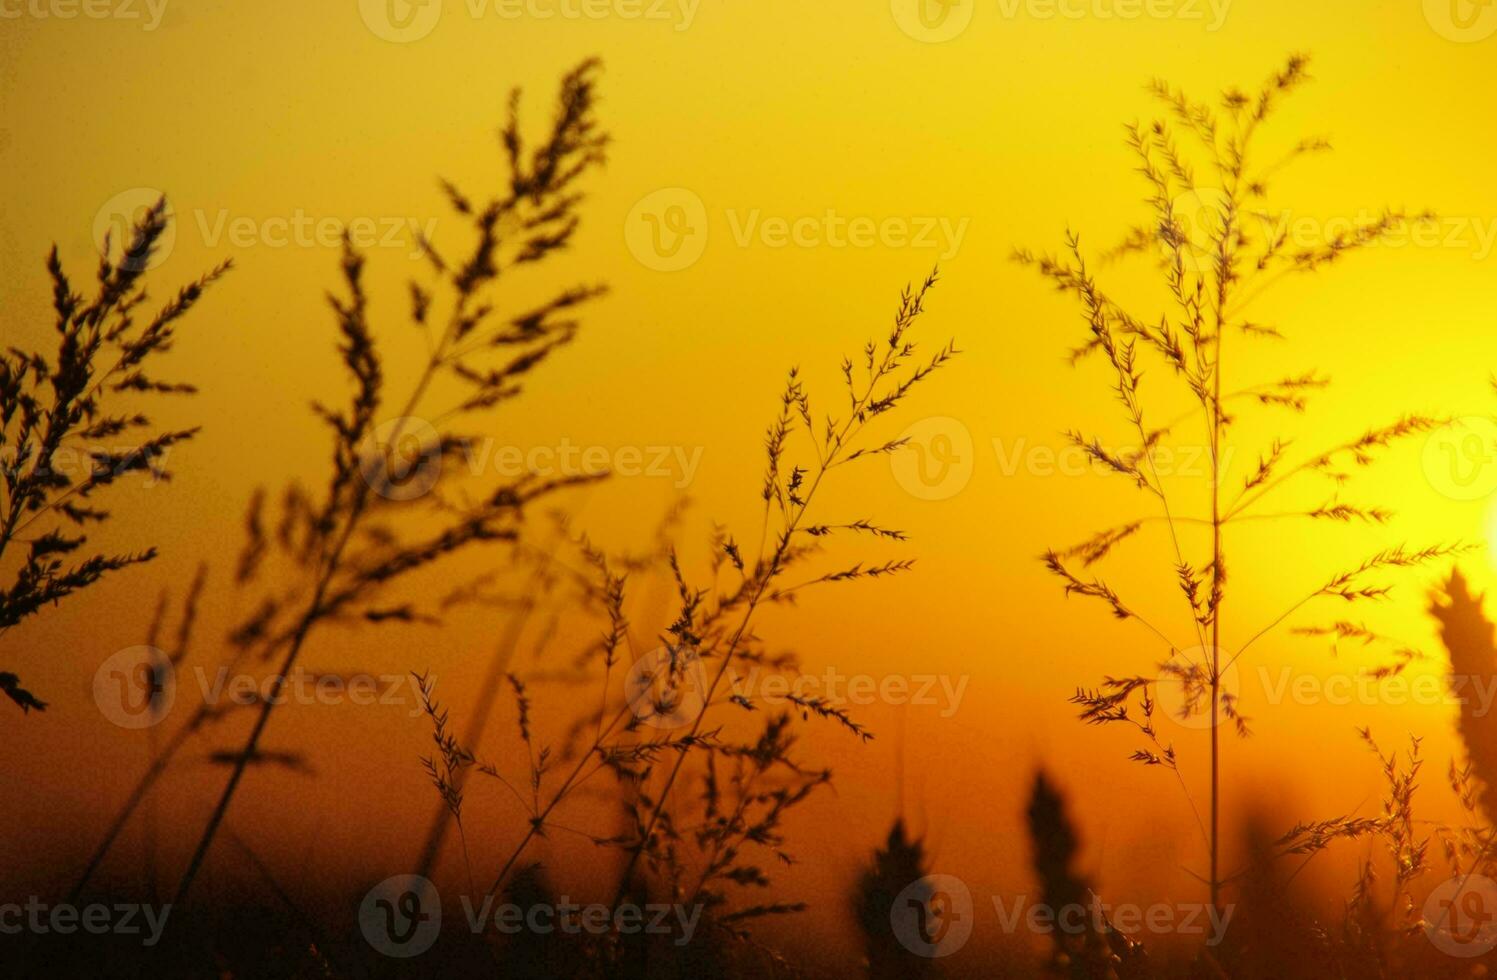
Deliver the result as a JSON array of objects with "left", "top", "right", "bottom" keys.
[{"left": 5, "top": 0, "right": 1497, "bottom": 967}]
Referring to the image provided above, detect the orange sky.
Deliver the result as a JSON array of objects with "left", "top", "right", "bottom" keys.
[{"left": 6, "top": 0, "right": 1497, "bottom": 964}]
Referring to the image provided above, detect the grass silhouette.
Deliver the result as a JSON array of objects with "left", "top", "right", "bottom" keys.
[
  {"left": 1, "top": 201, "right": 227, "bottom": 713},
  {"left": 18, "top": 52, "right": 1497, "bottom": 980},
  {"left": 1017, "top": 54, "right": 1463, "bottom": 926}
]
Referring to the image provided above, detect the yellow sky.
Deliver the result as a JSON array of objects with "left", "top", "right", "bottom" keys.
[{"left": 5, "top": 0, "right": 1497, "bottom": 962}]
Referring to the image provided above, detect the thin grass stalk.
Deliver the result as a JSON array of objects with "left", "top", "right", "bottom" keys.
[{"left": 172, "top": 353, "right": 444, "bottom": 907}]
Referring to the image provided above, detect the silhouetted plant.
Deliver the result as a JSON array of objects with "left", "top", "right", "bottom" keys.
[
  {"left": 416, "top": 271, "right": 956, "bottom": 966},
  {"left": 1027, "top": 770, "right": 1152, "bottom": 979},
  {"left": 1275, "top": 729, "right": 1429, "bottom": 977},
  {"left": 65, "top": 57, "right": 613, "bottom": 907},
  {"left": 1016, "top": 54, "right": 1461, "bottom": 916},
  {"left": 853, "top": 818, "right": 939, "bottom": 980},
  {"left": 0, "top": 203, "right": 228, "bottom": 713},
  {"left": 607, "top": 272, "right": 955, "bottom": 929}
]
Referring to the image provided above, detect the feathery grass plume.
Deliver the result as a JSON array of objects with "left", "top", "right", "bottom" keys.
[
  {"left": 1017, "top": 54, "right": 1458, "bottom": 916},
  {"left": 1273, "top": 730, "right": 1430, "bottom": 976},
  {"left": 416, "top": 272, "right": 955, "bottom": 965},
  {"left": 0, "top": 201, "right": 228, "bottom": 712},
  {"left": 412, "top": 511, "right": 587, "bottom": 880},
  {"left": 1026, "top": 770, "right": 1151, "bottom": 979},
  {"left": 150, "top": 58, "right": 609, "bottom": 907},
  {"left": 415, "top": 669, "right": 479, "bottom": 896},
  {"left": 853, "top": 819, "right": 940, "bottom": 980},
  {"left": 608, "top": 273, "right": 955, "bottom": 903}
]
